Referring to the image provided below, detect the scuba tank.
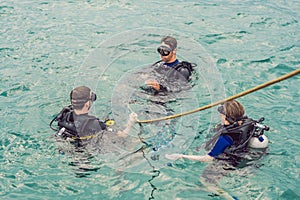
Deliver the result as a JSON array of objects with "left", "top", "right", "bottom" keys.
[
  {"left": 248, "top": 118, "right": 269, "bottom": 149},
  {"left": 248, "top": 135, "right": 269, "bottom": 149}
]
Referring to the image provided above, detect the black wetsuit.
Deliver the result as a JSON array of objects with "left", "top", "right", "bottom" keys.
[
  {"left": 150, "top": 60, "right": 195, "bottom": 93},
  {"left": 154, "top": 59, "right": 194, "bottom": 80},
  {"left": 72, "top": 113, "right": 106, "bottom": 138},
  {"left": 53, "top": 106, "right": 106, "bottom": 146}
]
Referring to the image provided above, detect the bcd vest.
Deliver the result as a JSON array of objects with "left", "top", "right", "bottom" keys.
[
  {"left": 205, "top": 117, "right": 261, "bottom": 159},
  {"left": 173, "top": 61, "right": 197, "bottom": 80},
  {"left": 50, "top": 105, "right": 106, "bottom": 140}
]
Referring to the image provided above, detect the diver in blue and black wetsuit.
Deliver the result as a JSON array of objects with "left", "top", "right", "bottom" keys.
[
  {"left": 145, "top": 36, "right": 196, "bottom": 93},
  {"left": 130, "top": 36, "right": 197, "bottom": 161},
  {"left": 165, "top": 100, "right": 269, "bottom": 198},
  {"left": 166, "top": 100, "right": 269, "bottom": 163}
]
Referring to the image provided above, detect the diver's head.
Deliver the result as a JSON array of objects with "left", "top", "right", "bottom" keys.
[
  {"left": 218, "top": 100, "right": 245, "bottom": 125},
  {"left": 70, "top": 86, "right": 97, "bottom": 112},
  {"left": 157, "top": 36, "right": 177, "bottom": 63}
]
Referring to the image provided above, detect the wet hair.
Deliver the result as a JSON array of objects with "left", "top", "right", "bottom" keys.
[
  {"left": 70, "top": 86, "right": 91, "bottom": 110},
  {"left": 161, "top": 36, "right": 177, "bottom": 51},
  {"left": 218, "top": 100, "right": 245, "bottom": 123}
]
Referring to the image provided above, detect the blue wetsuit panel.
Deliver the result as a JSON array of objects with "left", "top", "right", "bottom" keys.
[
  {"left": 208, "top": 135, "right": 233, "bottom": 157},
  {"left": 165, "top": 59, "right": 179, "bottom": 67}
]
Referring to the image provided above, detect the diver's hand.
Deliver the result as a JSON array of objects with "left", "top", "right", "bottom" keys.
[
  {"left": 128, "top": 112, "right": 138, "bottom": 124},
  {"left": 145, "top": 79, "right": 160, "bottom": 91},
  {"left": 117, "top": 112, "right": 137, "bottom": 138},
  {"left": 165, "top": 153, "right": 183, "bottom": 160}
]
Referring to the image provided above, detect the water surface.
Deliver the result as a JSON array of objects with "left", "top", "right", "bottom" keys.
[{"left": 0, "top": 0, "right": 299, "bottom": 199}]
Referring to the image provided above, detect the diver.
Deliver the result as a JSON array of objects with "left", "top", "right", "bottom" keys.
[
  {"left": 130, "top": 36, "right": 197, "bottom": 161},
  {"left": 145, "top": 36, "right": 197, "bottom": 94},
  {"left": 50, "top": 86, "right": 137, "bottom": 147},
  {"left": 165, "top": 100, "right": 269, "bottom": 198}
]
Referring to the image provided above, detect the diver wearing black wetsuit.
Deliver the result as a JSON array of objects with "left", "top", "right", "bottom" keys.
[
  {"left": 50, "top": 86, "right": 138, "bottom": 147},
  {"left": 145, "top": 36, "right": 196, "bottom": 93},
  {"left": 50, "top": 86, "right": 106, "bottom": 146}
]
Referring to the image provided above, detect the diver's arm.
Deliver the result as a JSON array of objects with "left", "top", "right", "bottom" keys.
[
  {"left": 166, "top": 135, "right": 233, "bottom": 162},
  {"left": 182, "top": 154, "right": 214, "bottom": 162},
  {"left": 165, "top": 153, "right": 213, "bottom": 162},
  {"left": 117, "top": 112, "right": 137, "bottom": 137},
  {"left": 207, "top": 135, "right": 233, "bottom": 157}
]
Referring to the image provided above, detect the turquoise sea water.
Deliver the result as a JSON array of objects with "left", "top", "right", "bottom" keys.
[{"left": 1, "top": 0, "right": 299, "bottom": 199}]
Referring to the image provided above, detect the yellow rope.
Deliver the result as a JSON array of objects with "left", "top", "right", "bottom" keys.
[
  {"left": 71, "top": 134, "right": 98, "bottom": 140},
  {"left": 136, "top": 68, "right": 300, "bottom": 123}
]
